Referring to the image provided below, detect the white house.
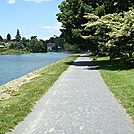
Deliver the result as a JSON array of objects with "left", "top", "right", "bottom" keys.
[{"left": 0, "top": 45, "right": 4, "bottom": 49}]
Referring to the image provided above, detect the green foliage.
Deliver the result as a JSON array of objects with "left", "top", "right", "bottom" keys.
[
  {"left": 107, "top": 10, "right": 134, "bottom": 60},
  {"left": 15, "top": 29, "right": 21, "bottom": 43},
  {"left": 9, "top": 43, "right": 18, "bottom": 49},
  {"left": 57, "top": 0, "right": 134, "bottom": 52},
  {"left": 57, "top": 0, "right": 93, "bottom": 50},
  {"left": 0, "top": 50, "right": 30, "bottom": 55},
  {"left": 21, "top": 37, "right": 28, "bottom": 48},
  {"left": 45, "top": 35, "right": 65, "bottom": 51},
  {"left": 34, "top": 41, "right": 45, "bottom": 52},
  {"left": 0, "top": 35, "right": 3, "bottom": 42},
  {"left": 27, "top": 37, "right": 45, "bottom": 53},
  {"left": 64, "top": 43, "right": 79, "bottom": 52},
  {"left": 83, "top": 9, "right": 134, "bottom": 64},
  {"left": 7, "top": 33, "right": 11, "bottom": 42}
]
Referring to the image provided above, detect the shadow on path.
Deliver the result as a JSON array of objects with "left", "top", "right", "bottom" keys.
[
  {"left": 65, "top": 58, "right": 134, "bottom": 71},
  {"left": 65, "top": 61, "right": 98, "bottom": 70}
]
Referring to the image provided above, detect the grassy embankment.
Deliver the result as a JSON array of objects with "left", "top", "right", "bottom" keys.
[
  {"left": 0, "top": 54, "right": 79, "bottom": 134},
  {"left": 0, "top": 50, "right": 30, "bottom": 55},
  {"left": 91, "top": 56, "right": 134, "bottom": 122}
]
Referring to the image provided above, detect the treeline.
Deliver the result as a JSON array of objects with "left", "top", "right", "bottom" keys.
[
  {"left": 57, "top": 0, "right": 134, "bottom": 64},
  {"left": 0, "top": 30, "right": 64, "bottom": 53}
]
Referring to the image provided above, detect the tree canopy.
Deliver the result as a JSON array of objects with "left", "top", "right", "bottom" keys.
[
  {"left": 57, "top": 0, "right": 93, "bottom": 51},
  {"left": 15, "top": 29, "right": 21, "bottom": 43},
  {"left": 7, "top": 33, "right": 11, "bottom": 41},
  {"left": 57, "top": 0, "right": 134, "bottom": 51}
]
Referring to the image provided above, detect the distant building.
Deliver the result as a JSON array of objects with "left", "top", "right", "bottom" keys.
[
  {"left": 0, "top": 45, "right": 4, "bottom": 49},
  {"left": 4, "top": 42, "right": 10, "bottom": 47},
  {"left": 47, "top": 43, "right": 55, "bottom": 50}
]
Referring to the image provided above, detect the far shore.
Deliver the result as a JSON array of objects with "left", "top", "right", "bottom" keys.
[{"left": 0, "top": 49, "right": 31, "bottom": 55}]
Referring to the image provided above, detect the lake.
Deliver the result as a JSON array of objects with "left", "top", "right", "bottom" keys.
[{"left": 0, "top": 52, "right": 73, "bottom": 86}]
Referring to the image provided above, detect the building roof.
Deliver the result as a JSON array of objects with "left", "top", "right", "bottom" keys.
[{"left": 0, "top": 45, "right": 4, "bottom": 48}]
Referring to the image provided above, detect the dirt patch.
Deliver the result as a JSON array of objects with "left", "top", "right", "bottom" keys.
[
  {"left": 0, "top": 93, "right": 11, "bottom": 100},
  {"left": 0, "top": 71, "right": 42, "bottom": 100}
]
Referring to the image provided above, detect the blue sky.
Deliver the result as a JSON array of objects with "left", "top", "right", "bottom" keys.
[{"left": 0, "top": 0, "right": 63, "bottom": 40}]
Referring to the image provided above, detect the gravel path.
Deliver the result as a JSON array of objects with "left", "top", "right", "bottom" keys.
[{"left": 10, "top": 54, "right": 134, "bottom": 134}]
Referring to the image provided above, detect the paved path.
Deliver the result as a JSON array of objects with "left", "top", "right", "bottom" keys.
[{"left": 10, "top": 54, "right": 134, "bottom": 134}]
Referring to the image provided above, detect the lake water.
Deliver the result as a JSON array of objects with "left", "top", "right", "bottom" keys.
[{"left": 0, "top": 52, "right": 73, "bottom": 86}]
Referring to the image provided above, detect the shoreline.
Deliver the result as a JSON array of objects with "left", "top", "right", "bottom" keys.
[
  {"left": 0, "top": 66, "right": 45, "bottom": 100},
  {"left": 0, "top": 50, "right": 31, "bottom": 55},
  {"left": 0, "top": 53, "right": 76, "bottom": 100},
  {"left": 0, "top": 52, "right": 74, "bottom": 88}
]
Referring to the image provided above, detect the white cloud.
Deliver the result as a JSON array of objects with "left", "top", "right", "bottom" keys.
[
  {"left": 40, "top": 22, "right": 62, "bottom": 40},
  {"left": 23, "top": 0, "right": 52, "bottom": 3},
  {"left": 7, "top": 0, "right": 16, "bottom": 4},
  {"left": 40, "top": 22, "right": 62, "bottom": 33}
]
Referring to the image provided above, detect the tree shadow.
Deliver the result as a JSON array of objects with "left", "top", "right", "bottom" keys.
[
  {"left": 79, "top": 54, "right": 91, "bottom": 57},
  {"left": 65, "top": 61, "right": 98, "bottom": 70},
  {"left": 91, "top": 59, "right": 134, "bottom": 71},
  {"left": 65, "top": 59, "right": 134, "bottom": 71}
]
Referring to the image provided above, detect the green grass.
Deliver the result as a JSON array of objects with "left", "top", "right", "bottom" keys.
[
  {"left": 92, "top": 56, "right": 134, "bottom": 122},
  {"left": 0, "top": 54, "right": 79, "bottom": 134},
  {"left": 0, "top": 50, "right": 30, "bottom": 55}
]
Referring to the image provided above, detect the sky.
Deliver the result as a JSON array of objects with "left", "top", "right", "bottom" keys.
[{"left": 0, "top": 0, "right": 63, "bottom": 40}]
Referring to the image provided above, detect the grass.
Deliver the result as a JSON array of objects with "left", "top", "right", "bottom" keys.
[
  {"left": 0, "top": 50, "right": 30, "bottom": 55},
  {"left": 91, "top": 56, "right": 134, "bottom": 122},
  {"left": 0, "top": 54, "right": 79, "bottom": 134}
]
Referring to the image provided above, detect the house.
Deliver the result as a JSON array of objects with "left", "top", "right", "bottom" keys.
[
  {"left": 4, "top": 42, "right": 10, "bottom": 47},
  {"left": 47, "top": 43, "right": 55, "bottom": 50},
  {"left": 0, "top": 45, "right": 4, "bottom": 49}
]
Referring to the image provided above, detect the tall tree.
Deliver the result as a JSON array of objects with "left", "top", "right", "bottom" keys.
[
  {"left": 7, "top": 33, "right": 11, "bottom": 41},
  {"left": 57, "top": 0, "right": 93, "bottom": 51},
  {"left": 21, "top": 37, "right": 28, "bottom": 48},
  {"left": 57, "top": 0, "right": 134, "bottom": 51},
  {"left": 0, "top": 35, "right": 3, "bottom": 42},
  {"left": 15, "top": 29, "right": 21, "bottom": 43},
  {"left": 83, "top": 9, "right": 134, "bottom": 63},
  {"left": 82, "top": 0, "right": 134, "bottom": 15}
]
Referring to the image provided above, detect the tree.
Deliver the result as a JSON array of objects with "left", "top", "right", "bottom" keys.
[
  {"left": 57, "top": 0, "right": 93, "bottom": 51},
  {"left": 82, "top": 0, "right": 134, "bottom": 15},
  {"left": 27, "top": 36, "right": 46, "bottom": 52},
  {"left": 40, "top": 39, "right": 47, "bottom": 52},
  {"left": 15, "top": 29, "right": 22, "bottom": 49},
  {"left": 0, "top": 35, "right": 3, "bottom": 42},
  {"left": 15, "top": 29, "right": 21, "bottom": 43},
  {"left": 34, "top": 41, "right": 45, "bottom": 52},
  {"left": 7, "top": 33, "right": 11, "bottom": 41},
  {"left": 82, "top": 13, "right": 111, "bottom": 55},
  {"left": 30, "top": 36, "right": 37, "bottom": 40},
  {"left": 9, "top": 43, "right": 17, "bottom": 49},
  {"left": 106, "top": 9, "right": 134, "bottom": 61},
  {"left": 64, "top": 43, "right": 80, "bottom": 52},
  {"left": 27, "top": 37, "right": 38, "bottom": 52},
  {"left": 57, "top": 0, "right": 134, "bottom": 51},
  {"left": 82, "top": 9, "right": 134, "bottom": 64},
  {"left": 21, "top": 37, "right": 28, "bottom": 48},
  {"left": 45, "top": 35, "right": 65, "bottom": 51}
]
